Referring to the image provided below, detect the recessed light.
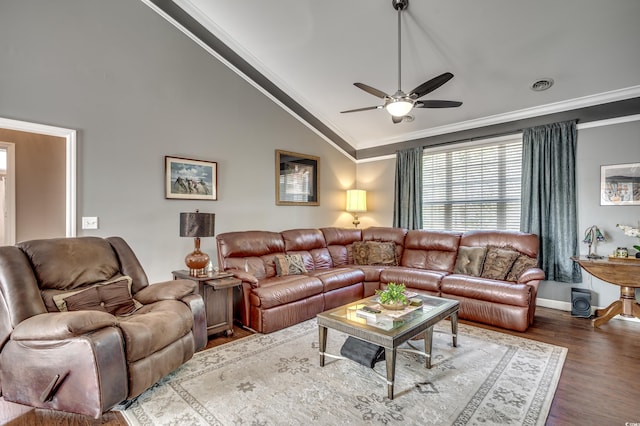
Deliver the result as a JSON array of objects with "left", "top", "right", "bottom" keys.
[{"left": 530, "top": 78, "right": 554, "bottom": 92}]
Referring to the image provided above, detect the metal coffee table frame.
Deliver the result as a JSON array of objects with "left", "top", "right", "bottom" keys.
[{"left": 317, "top": 294, "right": 459, "bottom": 399}]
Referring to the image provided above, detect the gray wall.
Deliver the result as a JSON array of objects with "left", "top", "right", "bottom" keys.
[{"left": 0, "top": 0, "right": 356, "bottom": 282}]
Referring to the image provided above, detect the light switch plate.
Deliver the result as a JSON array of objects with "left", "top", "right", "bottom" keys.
[{"left": 82, "top": 216, "right": 98, "bottom": 229}]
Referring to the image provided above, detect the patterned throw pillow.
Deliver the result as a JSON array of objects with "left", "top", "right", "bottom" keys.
[
  {"left": 365, "top": 241, "right": 397, "bottom": 266},
  {"left": 453, "top": 246, "right": 487, "bottom": 276},
  {"left": 274, "top": 254, "right": 308, "bottom": 276},
  {"left": 506, "top": 255, "right": 539, "bottom": 282},
  {"left": 351, "top": 241, "right": 397, "bottom": 266},
  {"left": 481, "top": 246, "right": 520, "bottom": 280},
  {"left": 352, "top": 241, "right": 369, "bottom": 265}
]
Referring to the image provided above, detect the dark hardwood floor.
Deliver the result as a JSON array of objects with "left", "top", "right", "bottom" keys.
[{"left": 2, "top": 308, "right": 639, "bottom": 425}]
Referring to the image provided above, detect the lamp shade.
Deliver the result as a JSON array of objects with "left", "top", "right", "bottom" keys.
[
  {"left": 346, "top": 190, "right": 367, "bottom": 213},
  {"left": 180, "top": 211, "right": 215, "bottom": 238}
]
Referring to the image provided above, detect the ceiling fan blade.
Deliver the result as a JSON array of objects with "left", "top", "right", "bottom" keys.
[
  {"left": 354, "top": 83, "right": 389, "bottom": 99},
  {"left": 415, "top": 100, "right": 462, "bottom": 108},
  {"left": 409, "top": 72, "right": 454, "bottom": 99},
  {"left": 340, "top": 105, "right": 382, "bottom": 113},
  {"left": 391, "top": 115, "right": 404, "bottom": 124}
]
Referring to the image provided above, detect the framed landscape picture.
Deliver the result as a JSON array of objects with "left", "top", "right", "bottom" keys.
[
  {"left": 275, "top": 150, "right": 319, "bottom": 206},
  {"left": 165, "top": 156, "right": 217, "bottom": 200},
  {"left": 600, "top": 162, "right": 640, "bottom": 205}
]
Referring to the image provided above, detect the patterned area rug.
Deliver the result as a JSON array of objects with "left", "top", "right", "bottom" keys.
[{"left": 122, "top": 319, "right": 566, "bottom": 425}]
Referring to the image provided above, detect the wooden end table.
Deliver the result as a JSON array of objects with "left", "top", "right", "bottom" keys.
[
  {"left": 571, "top": 256, "right": 640, "bottom": 327},
  {"left": 172, "top": 270, "right": 241, "bottom": 337}
]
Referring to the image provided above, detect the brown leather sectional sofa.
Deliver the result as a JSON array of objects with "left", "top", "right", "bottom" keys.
[{"left": 216, "top": 227, "right": 545, "bottom": 334}]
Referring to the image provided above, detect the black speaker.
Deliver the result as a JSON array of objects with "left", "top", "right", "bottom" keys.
[{"left": 571, "top": 287, "right": 592, "bottom": 318}]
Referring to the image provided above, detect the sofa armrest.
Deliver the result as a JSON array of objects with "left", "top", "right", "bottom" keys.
[
  {"left": 11, "top": 312, "right": 117, "bottom": 341},
  {"left": 518, "top": 267, "right": 545, "bottom": 283},
  {"left": 134, "top": 279, "right": 196, "bottom": 304},
  {"left": 181, "top": 293, "right": 207, "bottom": 351},
  {"left": 230, "top": 270, "right": 260, "bottom": 287}
]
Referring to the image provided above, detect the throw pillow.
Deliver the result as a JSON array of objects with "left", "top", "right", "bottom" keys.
[
  {"left": 453, "top": 246, "right": 487, "bottom": 276},
  {"left": 365, "top": 241, "right": 398, "bottom": 266},
  {"left": 506, "top": 255, "right": 539, "bottom": 282},
  {"left": 52, "top": 275, "right": 138, "bottom": 314},
  {"left": 352, "top": 241, "right": 369, "bottom": 265},
  {"left": 63, "top": 286, "right": 108, "bottom": 313},
  {"left": 481, "top": 246, "right": 520, "bottom": 280},
  {"left": 274, "top": 254, "right": 308, "bottom": 276}
]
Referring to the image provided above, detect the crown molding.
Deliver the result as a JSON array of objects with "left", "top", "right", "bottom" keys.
[{"left": 358, "top": 85, "right": 640, "bottom": 149}]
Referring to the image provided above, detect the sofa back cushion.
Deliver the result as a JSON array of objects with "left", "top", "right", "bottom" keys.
[
  {"left": 361, "top": 227, "right": 407, "bottom": 262},
  {"left": 17, "top": 237, "right": 120, "bottom": 291},
  {"left": 282, "top": 228, "right": 332, "bottom": 270},
  {"left": 460, "top": 230, "right": 539, "bottom": 258},
  {"left": 216, "top": 231, "right": 285, "bottom": 279},
  {"left": 401, "top": 230, "right": 462, "bottom": 272},
  {"left": 321, "top": 227, "right": 362, "bottom": 266}
]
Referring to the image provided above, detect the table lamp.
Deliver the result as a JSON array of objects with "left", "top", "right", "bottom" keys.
[
  {"left": 583, "top": 225, "right": 605, "bottom": 259},
  {"left": 180, "top": 210, "right": 215, "bottom": 276},
  {"left": 346, "top": 189, "right": 367, "bottom": 228}
]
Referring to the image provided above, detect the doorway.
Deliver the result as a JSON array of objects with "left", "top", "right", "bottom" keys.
[{"left": 0, "top": 143, "right": 16, "bottom": 245}]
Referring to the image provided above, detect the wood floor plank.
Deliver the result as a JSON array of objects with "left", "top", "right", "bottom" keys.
[{"left": 2, "top": 308, "right": 638, "bottom": 425}]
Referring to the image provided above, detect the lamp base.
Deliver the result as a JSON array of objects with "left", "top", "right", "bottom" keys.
[
  {"left": 352, "top": 213, "right": 360, "bottom": 228},
  {"left": 185, "top": 237, "right": 210, "bottom": 276}
]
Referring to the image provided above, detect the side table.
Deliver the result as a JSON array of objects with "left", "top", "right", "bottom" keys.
[{"left": 172, "top": 270, "right": 242, "bottom": 337}]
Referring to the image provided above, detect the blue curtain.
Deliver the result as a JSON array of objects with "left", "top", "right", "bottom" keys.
[
  {"left": 393, "top": 147, "right": 422, "bottom": 230},
  {"left": 521, "top": 120, "right": 582, "bottom": 283}
]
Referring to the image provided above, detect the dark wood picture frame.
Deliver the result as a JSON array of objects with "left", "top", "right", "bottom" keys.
[
  {"left": 275, "top": 150, "right": 319, "bottom": 206},
  {"left": 165, "top": 156, "right": 218, "bottom": 200}
]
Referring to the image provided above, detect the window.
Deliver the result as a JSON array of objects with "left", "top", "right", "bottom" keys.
[{"left": 422, "top": 136, "right": 522, "bottom": 232}]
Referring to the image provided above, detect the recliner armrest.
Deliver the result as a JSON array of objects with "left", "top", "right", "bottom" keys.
[
  {"left": 231, "top": 271, "right": 260, "bottom": 287},
  {"left": 11, "top": 311, "right": 117, "bottom": 341},
  {"left": 133, "top": 280, "right": 196, "bottom": 304}
]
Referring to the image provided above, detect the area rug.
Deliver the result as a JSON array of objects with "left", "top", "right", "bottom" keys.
[{"left": 122, "top": 319, "right": 566, "bottom": 425}]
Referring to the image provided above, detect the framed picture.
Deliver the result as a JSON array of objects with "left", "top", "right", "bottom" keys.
[
  {"left": 275, "top": 150, "right": 319, "bottom": 206},
  {"left": 165, "top": 156, "right": 217, "bottom": 200},
  {"left": 600, "top": 163, "right": 640, "bottom": 205}
]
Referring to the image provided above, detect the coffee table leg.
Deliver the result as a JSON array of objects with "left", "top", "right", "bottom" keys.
[
  {"left": 385, "top": 348, "right": 396, "bottom": 399},
  {"left": 318, "top": 326, "right": 327, "bottom": 367},
  {"left": 451, "top": 312, "right": 458, "bottom": 347},
  {"left": 424, "top": 326, "right": 434, "bottom": 369}
]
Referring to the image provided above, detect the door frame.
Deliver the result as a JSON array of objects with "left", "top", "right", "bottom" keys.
[
  {"left": 0, "top": 117, "right": 76, "bottom": 237},
  {"left": 0, "top": 142, "right": 16, "bottom": 244}
]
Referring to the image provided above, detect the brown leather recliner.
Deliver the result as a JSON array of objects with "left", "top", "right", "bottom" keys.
[{"left": 0, "top": 236, "right": 207, "bottom": 418}]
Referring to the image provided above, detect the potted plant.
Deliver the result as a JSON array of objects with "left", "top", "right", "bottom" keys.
[{"left": 376, "top": 282, "right": 408, "bottom": 310}]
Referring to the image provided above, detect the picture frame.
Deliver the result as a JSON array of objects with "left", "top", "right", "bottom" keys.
[
  {"left": 600, "top": 162, "right": 640, "bottom": 205},
  {"left": 275, "top": 150, "right": 319, "bottom": 206},
  {"left": 165, "top": 156, "right": 217, "bottom": 200}
]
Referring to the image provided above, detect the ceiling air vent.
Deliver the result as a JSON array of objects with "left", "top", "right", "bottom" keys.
[{"left": 530, "top": 78, "right": 554, "bottom": 92}]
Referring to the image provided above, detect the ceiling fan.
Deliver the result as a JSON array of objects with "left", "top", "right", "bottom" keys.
[{"left": 341, "top": 0, "right": 462, "bottom": 124}]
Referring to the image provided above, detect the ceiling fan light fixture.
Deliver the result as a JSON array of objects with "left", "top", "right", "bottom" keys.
[{"left": 385, "top": 98, "right": 414, "bottom": 117}]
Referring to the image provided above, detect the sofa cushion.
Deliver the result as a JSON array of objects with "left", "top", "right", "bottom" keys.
[
  {"left": 117, "top": 300, "right": 194, "bottom": 363},
  {"left": 441, "top": 275, "right": 531, "bottom": 307},
  {"left": 453, "top": 246, "right": 486, "bottom": 276},
  {"left": 506, "top": 255, "right": 539, "bottom": 282},
  {"left": 379, "top": 267, "right": 445, "bottom": 293},
  {"left": 274, "top": 254, "right": 308, "bottom": 276},
  {"left": 481, "top": 246, "right": 520, "bottom": 280},
  {"left": 17, "top": 237, "right": 120, "bottom": 290},
  {"left": 306, "top": 267, "right": 365, "bottom": 292},
  {"left": 250, "top": 276, "right": 324, "bottom": 309},
  {"left": 401, "top": 230, "right": 461, "bottom": 272}
]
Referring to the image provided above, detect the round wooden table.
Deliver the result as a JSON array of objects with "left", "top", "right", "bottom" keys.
[{"left": 572, "top": 256, "right": 640, "bottom": 327}]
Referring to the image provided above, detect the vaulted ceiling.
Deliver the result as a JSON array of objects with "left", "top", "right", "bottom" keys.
[{"left": 147, "top": 0, "right": 640, "bottom": 158}]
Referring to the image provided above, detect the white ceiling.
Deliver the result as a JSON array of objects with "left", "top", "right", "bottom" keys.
[{"left": 168, "top": 0, "right": 640, "bottom": 151}]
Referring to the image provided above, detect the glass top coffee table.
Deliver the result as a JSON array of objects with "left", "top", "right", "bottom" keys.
[{"left": 317, "top": 294, "right": 459, "bottom": 399}]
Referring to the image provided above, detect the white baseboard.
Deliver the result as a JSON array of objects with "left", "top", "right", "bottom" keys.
[{"left": 536, "top": 297, "right": 640, "bottom": 323}]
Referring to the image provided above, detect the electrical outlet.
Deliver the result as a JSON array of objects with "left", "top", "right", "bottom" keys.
[{"left": 82, "top": 216, "right": 98, "bottom": 229}]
